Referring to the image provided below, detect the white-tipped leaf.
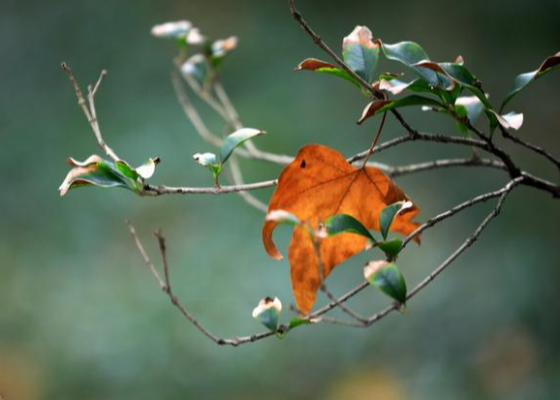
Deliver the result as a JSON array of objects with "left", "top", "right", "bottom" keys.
[
  {"left": 252, "top": 297, "right": 282, "bottom": 331},
  {"left": 136, "top": 157, "right": 160, "bottom": 179},
  {"left": 492, "top": 111, "right": 524, "bottom": 130},
  {"left": 151, "top": 21, "right": 192, "bottom": 39},
  {"left": 193, "top": 152, "right": 218, "bottom": 167}
]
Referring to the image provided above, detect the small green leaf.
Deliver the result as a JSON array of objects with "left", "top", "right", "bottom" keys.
[
  {"left": 501, "top": 52, "right": 560, "bottom": 111},
  {"left": 342, "top": 26, "right": 380, "bottom": 83},
  {"left": 295, "top": 58, "right": 362, "bottom": 88},
  {"left": 115, "top": 160, "right": 140, "bottom": 181},
  {"left": 324, "top": 214, "right": 376, "bottom": 243},
  {"left": 364, "top": 261, "right": 407, "bottom": 304},
  {"left": 358, "top": 96, "right": 443, "bottom": 124},
  {"left": 288, "top": 318, "right": 311, "bottom": 330},
  {"left": 266, "top": 210, "right": 301, "bottom": 226},
  {"left": 377, "top": 239, "right": 403, "bottom": 260},
  {"left": 220, "top": 128, "right": 265, "bottom": 164},
  {"left": 379, "top": 201, "right": 412, "bottom": 240}
]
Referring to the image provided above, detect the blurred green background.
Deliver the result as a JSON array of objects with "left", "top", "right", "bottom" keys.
[{"left": 1, "top": 0, "right": 560, "bottom": 399}]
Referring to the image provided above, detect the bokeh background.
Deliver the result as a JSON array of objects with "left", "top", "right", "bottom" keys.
[{"left": 1, "top": 0, "right": 560, "bottom": 399}]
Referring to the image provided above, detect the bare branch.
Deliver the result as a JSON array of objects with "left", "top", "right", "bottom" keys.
[
  {"left": 125, "top": 219, "right": 165, "bottom": 289},
  {"left": 127, "top": 220, "right": 277, "bottom": 346},
  {"left": 61, "top": 63, "right": 119, "bottom": 162},
  {"left": 404, "top": 177, "right": 520, "bottom": 300},
  {"left": 140, "top": 156, "right": 512, "bottom": 198},
  {"left": 143, "top": 179, "right": 278, "bottom": 196},
  {"left": 172, "top": 71, "right": 223, "bottom": 147},
  {"left": 311, "top": 236, "right": 368, "bottom": 325},
  {"left": 401, "top": 176, "right": 525, "bottom": 248},
  {"left": 310, "top": 177, "right": 521, "bottom": 325},
  {"left": 172, "top": 72, "right": 293, "bottom": 165},
  {"left": 214, "top": 80, "right": 243, "bottom": 130},
  {"left": 388, "top": 158, "right": 506, "bottom": 177}
]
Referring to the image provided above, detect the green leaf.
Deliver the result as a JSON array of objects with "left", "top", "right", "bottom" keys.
[
  {"left": 358, "top": 95, "right": 443, "bottom": 124},
  {"left": 115, "top": 160, "right": 140, "bottom": 181},
  {"left": 413, "top": 61, "right": 493, "bottom": 109},
  {"left": 379, "top": 201, "right": 411, "bottom": 240},
  {"left": 381, "top": 41, "right": 444, "bottom": 87},
  {"left": 220, "top": 128, "right": 265, "bottom": 164},
  {"left": 413, "top": 61, "right": 502, "bottom": 131},
  {"left": 324, "top": 214, "right": 376, "bottom": 243},
  {"left": 193, "top": 153, "right": 221, "bottom": 184},
  {"left": 438, "top": 81, "right": 463, "bottom": 105},
  {"left": 266, "top": 210, "right": 301, "bottom": 226},
  {"left": 501, "top": 52, "right": 560, "bottom": 111},
  {"left": 364, "top": 261, "right": 407, "bottom": 304},
  {"left": 295, "top": 58, "right": 362, "bottom": 88},
  {"left": 342, "top": 26, "right": 380, "bottom": 83},
  {"left": 288, "top": 318, "right": 311, "bottom": 330},
  {"left": 378, "top": 77, "right": 434, "bottom": 95},
  {"left": 377, "top": 239, "right": 403, "bottom": 260},
  {"left": 59, "top": 155, "right": 143, "bottom": 196},
  {"left": 254, "top": 308, "right": 279, "bottom": 331}
]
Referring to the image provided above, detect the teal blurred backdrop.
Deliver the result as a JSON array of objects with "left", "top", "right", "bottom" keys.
[{"left": 1, "top": 0, "right": 560, "bottom": 399}]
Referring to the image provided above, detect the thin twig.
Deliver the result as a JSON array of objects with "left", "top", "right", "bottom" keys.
[
  {"left": 125, "top": 220, "right": 165, "bottom": 289},
  {"left": 310, "top": 178, "right": 520, "bottom": 323},
  {"left": 61, "top": 63, "right": 119, "bottom": 162},
  {"left": 401, "top": 176, "right": 525, "bottom": 248},
  {"left": 311, "top": 235, "right": 368, "bottom": 324},
  {"left": 127, "top": 220, "right": 277, "bottom": 346},
  {"left": 388, "top": 157, "right": 506, "bottom": 177},
  {"left": 214, "top": 80, "right": 243, "bottom": 130},
  {"left": 172, "top": 71, "right": 223, "bottom": 147},
  {"left": 172, "top": 72, "right": 293, "bottom": 165}
]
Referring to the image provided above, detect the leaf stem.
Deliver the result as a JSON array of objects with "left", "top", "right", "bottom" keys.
[{"left": 360, "top": 111, "right": 387, "bottom": 168}]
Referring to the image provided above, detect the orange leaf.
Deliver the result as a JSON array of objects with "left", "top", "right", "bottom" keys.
[{"left": 262, "top": 144, "right": 420, "bottom": 314}]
